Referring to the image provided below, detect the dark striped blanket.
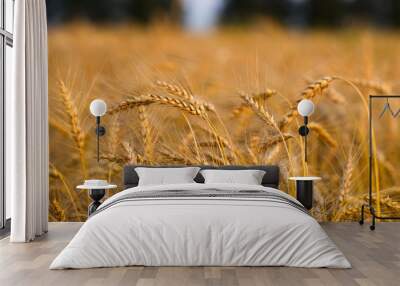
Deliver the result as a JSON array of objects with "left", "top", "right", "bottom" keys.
[{"left": 91, "top": 189, "right": 308, "bottom": 217}]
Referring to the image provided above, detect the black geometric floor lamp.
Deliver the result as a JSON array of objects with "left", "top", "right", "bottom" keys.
[{"left": 359, "top": 95, "right": 400, "bottom": 230}]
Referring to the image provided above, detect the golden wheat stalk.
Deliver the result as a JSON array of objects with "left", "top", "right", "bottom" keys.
[
  {"left": 58, "top": 80, "right": 87, "bottom": 178},
  {"left": 240, "top": 93, "right": 277, "bottom": 127},
  {"left": 49, "top": 163, "right": 80, "bottom": 217},
  {"left": 156, "top": 80, "right": 193, "bottom": 100},
  {"left": 278, "top": 108, "right": 297, "bottom": 130},
  {"left": 351, "top": 79, "right": 392, "bottom": 94},
  {"left": 196, "top": 124, "right": 231, "bottom": 148},
  {"left": 108, "top": 97, "right": 153, "bottom": 115},
  {"left": 254, "top": 89, "right": 277, "bottom": 99},
  {"left": 121, "top": 141, "right": 143, "bottom": 164},
  {"left": 159, "top": 144, "right": 199, "bottom": 165},
  {"left": 380, "top": 196, "right": 400, "bottom": 211},
  {"left": 49, "top": 119, "right": 70, "bottom": 136},
  {"left": 246, "top": 147, "right": 259, "bottom": 164},
  {"left": 232, "top": 90, "right": 276, "bottom": 118},
  {"left": 203, "top": 150, "right": 227, "bottom": 165},
  {"left": 258, "top": 134, "right": 294, "bottom": 153},
  {"left": 197, "top": 121, "right": 239, "bottom": 162},
  {"left": 246, "top": 135, "right": 261, "bottom": 164},
  {"left": 240, "top": 92, "right": 294, "bottom": 174},
  {"left": 162, "top": 150, "right": 197, "bottom": 164},
  {"left": 377, "top": 154, "right": 397, "bottom": 185},
  {"left": 301, "top": 76, "right": 335, "bottom": 99},
  {"left": 303, "top": 77, "right": 343, "bottom": 103},
  {"left": 199, "top": 101, "right": 216, "bottom": 113},
  {"left": 100, "top": 153, "right": 130, "bottom": 164},
  {"left": 156, "top": 80, "right": 216, "bottom": 113},
  {"left": 158, "top": 150, "right": 187, "bottom": 164},
  {"left": 339, "top": 153, "right": 354, "bottom": 203},
  {"left": 332, "top": 204, "right": 361, "bottom": 222},
  {"left": 198, "top": 141, "right": 227, "bottom": 148},
  {"left": 181, "top": 114, "right": 205, "bottom": 163},
  {"left": 308, "top": 122, "right": 338, "bottom": 148},
  {"left": 49, "top": 199, "right": 67, "bottom": 221},
  {"left": 178, "top": 129, "right": 198, "bottom": 161},
  {"left": 241, "top": 91, "right": 294, "bottom": 172},
  {"left": 145, "top": 93, "right": 208, "bottom": 117},
  {"left": 138, "top": 105, "right": 153, "bottom": 160}
]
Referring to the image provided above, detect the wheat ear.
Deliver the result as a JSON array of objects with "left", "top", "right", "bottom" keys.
[
  {"left": 232, "top": 89, "right": 276, "bottom": 118},
  {"left": 301, "top": 76, "right": 335, "bottom": 99},
  {"left": 240, "top": 93, "right": 277, "bottom": 127},
  {"left": 240, "top": 92, "right": 294, "bottom": 174},
  {"left": 108, "top": 97, "right": 152, "bottom": 115},
  {"left": 58, "top": 80, "right": 87, "bottom": 178},
  {"left": 156, "top": 80, "right": 193, "bottom": 100},
  {"left": 145, "top": 93, "right": 208, "bottom": 117},
  {"left": 339, "top": 153, "right": 354, "bottom": 204},
  {"left": 308, "top": 122, "right": 338, "bottom": 148}
]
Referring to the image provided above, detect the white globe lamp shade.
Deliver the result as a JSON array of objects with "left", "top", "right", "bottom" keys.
[
  {"left": 297, "top": 99, "right": 315, "bottom": 117},
  {"left": 90, "top": 99, "right": 107, "bottom": 117}
]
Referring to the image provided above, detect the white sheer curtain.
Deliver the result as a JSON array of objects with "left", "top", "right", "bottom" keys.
[{"left": 7, "top": 0, "right": 49, "bottom": 242}]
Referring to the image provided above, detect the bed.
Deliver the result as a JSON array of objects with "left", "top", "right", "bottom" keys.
[{"left": 50, "top": 165, "right": 351, "bottom": 269}]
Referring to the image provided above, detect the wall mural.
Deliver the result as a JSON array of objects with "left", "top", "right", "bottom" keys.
[{"left": 48, "top": 20, "right": 400, "bottom": 222}]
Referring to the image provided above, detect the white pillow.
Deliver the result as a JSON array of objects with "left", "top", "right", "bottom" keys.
[
  {"left": 200, "top": 169, "right": 266, "bottom": 185},
  {"left": 135, "top": 167, "right": 200, "bottom": 186}
]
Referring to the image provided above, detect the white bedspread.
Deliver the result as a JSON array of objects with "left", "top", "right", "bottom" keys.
[{"left": 50, "top": 183, "right": 351, "bottom": 269}]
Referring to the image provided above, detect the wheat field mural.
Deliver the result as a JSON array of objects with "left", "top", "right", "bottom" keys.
[{"left": 48, "top": 22, "right": 400, "bottom": 222}]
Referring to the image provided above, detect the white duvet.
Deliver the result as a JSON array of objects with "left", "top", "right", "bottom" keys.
[{"left": 50, "top": 183, "right": 351, "bottom": 269}]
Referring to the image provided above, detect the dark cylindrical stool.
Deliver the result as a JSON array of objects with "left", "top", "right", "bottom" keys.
[{"left": 289, "top": 177, "right": 321, "bottom": 210}]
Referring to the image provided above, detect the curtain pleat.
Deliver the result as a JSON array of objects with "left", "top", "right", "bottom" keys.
[{"left": 9, "top": 0, "right": 49, "bottom": 242}]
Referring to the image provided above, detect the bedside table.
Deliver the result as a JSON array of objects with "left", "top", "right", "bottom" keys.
[
  {"left": 77, "top": 183, "right": 117, "bottom": 216},
  {"left": 289, "top": 177, "right": 321, "bottom": 210}
]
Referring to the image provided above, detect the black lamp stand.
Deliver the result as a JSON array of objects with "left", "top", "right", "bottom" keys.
[
  {"left": 95, "top": 116, "right": 106, "bottom": 162},
  {"left": 298, "top": 116, "right": 310, "bottom": 162}
]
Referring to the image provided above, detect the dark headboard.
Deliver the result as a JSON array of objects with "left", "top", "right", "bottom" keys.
[{"left": 123, "top": 165, "right": 280, "bottom": 189}]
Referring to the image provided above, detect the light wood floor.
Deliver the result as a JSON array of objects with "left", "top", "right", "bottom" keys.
[{"left": 0, "top": 222, "right": 399, "bottom": 286}]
